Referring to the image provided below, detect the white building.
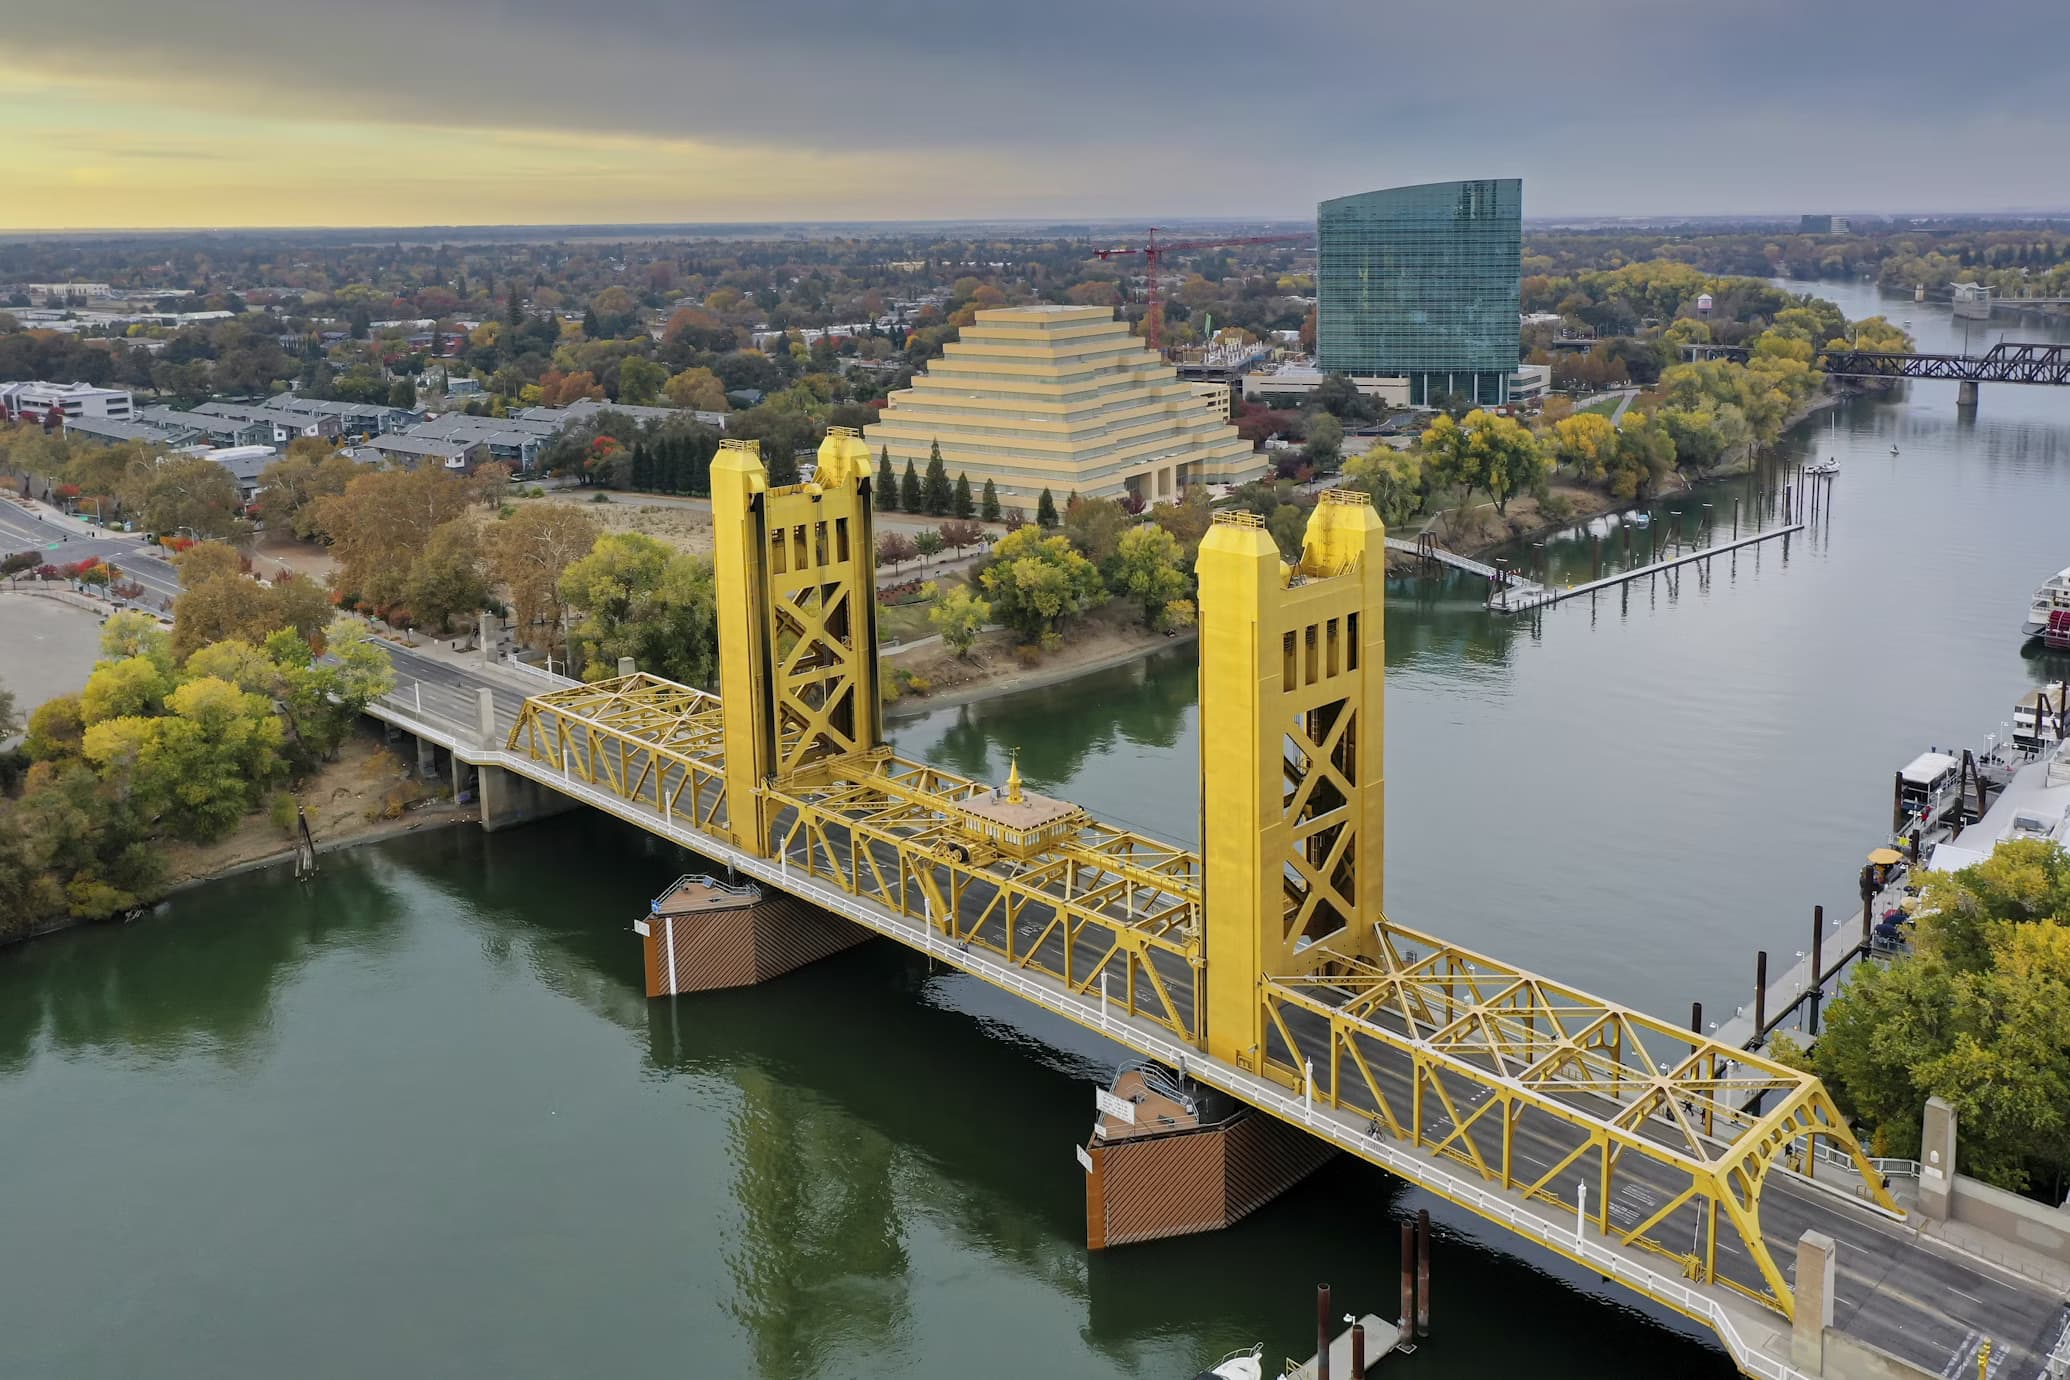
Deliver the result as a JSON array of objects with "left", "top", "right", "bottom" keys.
[
  {"left": 0, "top": 380, "right": 135, "bottom": 421},
  {"left": 20, "top": 282, "right": 114, "bottom": 299}
]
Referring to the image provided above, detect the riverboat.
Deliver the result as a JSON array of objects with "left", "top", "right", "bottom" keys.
[
  {"left": 2020, "top": 565, "right": 2070, "bottom": 643},
  {"left": 1806, "top": 457, "right": 1840, "bottom": 476}
]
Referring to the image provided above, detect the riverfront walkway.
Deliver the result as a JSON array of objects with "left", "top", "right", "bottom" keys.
[{"left": 359, "top": 638, "right": 2070, "bottom": 1380}]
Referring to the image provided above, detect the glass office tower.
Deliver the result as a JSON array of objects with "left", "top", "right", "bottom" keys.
[{"left": 1316, "top": 179, "right": 1522, "bottom": 407}]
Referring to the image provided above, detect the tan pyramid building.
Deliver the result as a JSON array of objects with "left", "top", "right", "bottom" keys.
[{"left": 867, "top": 305, "right": 1264, "bottom": 511}]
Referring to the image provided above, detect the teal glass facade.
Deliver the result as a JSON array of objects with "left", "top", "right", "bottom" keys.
[{"left": 1316, "top": 179, "right": 1522, "bottom": 406}]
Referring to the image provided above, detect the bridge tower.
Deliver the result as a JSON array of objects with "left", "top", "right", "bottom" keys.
[
  {"left": 710, "top": 428, "right": 882, "bottom": 855},
  {"left": 1195, "top": 493, "right": 1386, "bottom": 1078}
]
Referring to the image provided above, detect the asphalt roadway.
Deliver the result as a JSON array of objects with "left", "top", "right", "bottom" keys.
[
  {"left": 0, "top": 500, "right": 182, "bottom": 606},
  {"left": 373, "top": 651, "right": 2070, "bottom": 1380}
]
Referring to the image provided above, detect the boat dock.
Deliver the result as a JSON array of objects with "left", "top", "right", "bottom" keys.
[
  {"left": 1287, "top": 1315, "right": 1400, "bottom": 1379},
  {"left": 1389, "top": 522, "right": 1807, "bottom": 615}
]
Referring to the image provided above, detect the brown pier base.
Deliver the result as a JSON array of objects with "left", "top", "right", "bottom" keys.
[
  {"left": 638, "top": 877, "right": 867, "bottom": 997},
  {"left": 1084, "top": 1069, "right": 1334, "bottom": 1249}
]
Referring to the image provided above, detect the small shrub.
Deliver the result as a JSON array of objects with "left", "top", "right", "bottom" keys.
[
  {"left": 267, "top": 791, "right": 298, "bottom": 835},
  {"left": 881, "top": 676, "right": 904, "bottom": 703},
  {"left": 904, "top": 675, "right": 931, "bottom": 696},
  {"left": 1537, "top": 491, "right": 1575, "bottom": 523},
  {"left": 1039, "top": 631, "right": 1063, "bottom": 654},
  {"left": 589, "top": 492, "right": 612, "bottom": 504},
  {"left": 497, "top": 504, "right": 517, "bottom": 520},
  {"left": 1014, "top": 643, "right": 1043, "bottom": 668}
]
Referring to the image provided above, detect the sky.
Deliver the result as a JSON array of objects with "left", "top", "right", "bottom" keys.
[{"left": 10, "top": 0, "right": 2067, "bottom": 230}]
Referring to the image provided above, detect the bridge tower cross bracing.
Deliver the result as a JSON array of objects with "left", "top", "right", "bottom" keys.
[
  {"left": 1197, "top": 494, "right": 1387, "bottom": 1076},
  {"left": 710, "top": 429, "right": 884, "bottom": 854}
]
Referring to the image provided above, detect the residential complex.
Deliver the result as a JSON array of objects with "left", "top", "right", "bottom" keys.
[
  {"left": 867, "top": 305, "right": 1262, "bottom": 508},
  {"left": 1316, "top": 179, "right": 1523, "bottom": 407}
]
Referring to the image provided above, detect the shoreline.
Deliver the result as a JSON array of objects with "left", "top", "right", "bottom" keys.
[{"left": 884, "top": 626, "right": 1197, "bottom": 720}]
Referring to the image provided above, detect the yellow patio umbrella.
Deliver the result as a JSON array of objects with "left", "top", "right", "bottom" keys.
[{"left": 1867, "top": 847, "right": 1905, "bottom": 865}]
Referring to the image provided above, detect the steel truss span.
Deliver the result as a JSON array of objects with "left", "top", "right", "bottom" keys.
[
  {"left": 502, "top": 667, "right": 1898, "bottom": 1319},
  {"left": 1260, "top": 918, "right": 1897, "bottom": 1315}
]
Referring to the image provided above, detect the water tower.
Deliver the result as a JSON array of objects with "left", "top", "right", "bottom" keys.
[{"left": 1696, "top": 292, "right": 1714, "bottom": 316}]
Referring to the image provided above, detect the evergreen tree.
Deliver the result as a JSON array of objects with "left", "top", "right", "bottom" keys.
[
  {"left": 631, "top": 442, "right": 655, "bottom": 492},
  {"left": 876, "top": 445, "right": 896, "bottom": 511},
  {"left": 506, "top": 281, "right": 524, "bottom": 328},
  {"left": 922, "top": 441, "right": 952, "bottom": 516},
  {"left": 768, "top": 447, "right": 800, "bottom": 487},
  {"left": 1037, "top": 488, "right": 1059, "bottom": 528},
  {"left": 900, "top": 459, "right": 922, "bottom": 513},
  {"left": 582, "top": 306, "right": 601, "bottom": 338},
  {"left": 981, "top": 476, "right": 1001, "bottom": 523},
  {"left": 953, "top": 471, "right": 975, "bottom": 520}
]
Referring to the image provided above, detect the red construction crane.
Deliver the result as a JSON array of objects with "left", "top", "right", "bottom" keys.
[{"left": 1092, "top": 227, "right": 1311, "bottom": 352}]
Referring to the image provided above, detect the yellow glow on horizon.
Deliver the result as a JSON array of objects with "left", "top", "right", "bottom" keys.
[{"left": 1, "top": 66, "right": 1031, "bottom": 229}]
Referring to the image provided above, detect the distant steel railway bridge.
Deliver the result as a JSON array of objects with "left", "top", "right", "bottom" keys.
[{"left": 1683, "top": 340, "right": 2070, "bottom": 402}]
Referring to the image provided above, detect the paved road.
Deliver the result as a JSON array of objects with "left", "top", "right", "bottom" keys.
[{"left": 0, "top": 501, "right": 181, "bottom": 606}]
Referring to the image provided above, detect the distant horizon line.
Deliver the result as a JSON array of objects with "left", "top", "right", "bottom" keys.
[{"left": 5, "top": 207, "right": 2070, "bottom": 239}]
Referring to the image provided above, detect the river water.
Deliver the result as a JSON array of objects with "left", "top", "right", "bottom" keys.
[{"left": 5, "top": 280, "right": 2069, "bottom": 1379}]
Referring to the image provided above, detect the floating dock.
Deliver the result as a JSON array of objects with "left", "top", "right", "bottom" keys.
[
  {"left": 1389, "top": 523, "right": 1807, "bottom": 614},
  {"left": 1287, "top": 1315, "right": 1400, "bottom": 1379}
]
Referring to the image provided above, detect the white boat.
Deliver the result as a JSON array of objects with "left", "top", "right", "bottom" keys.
[
  {"left": 1890, "top": 444, "right": 1901, "bottom": 456},
  {"left": 1626, "top": 511, "right": 1651, "bottom": 527},
  {"left": 2022, "top": 565, "right": 2070, "bottom": 641},
  {"left": 1807, "top": 457, "right": 1840, "bottom": 476},
  {"left": 1195, "top": 1345, "right": 1264, "bottom": 1380}
]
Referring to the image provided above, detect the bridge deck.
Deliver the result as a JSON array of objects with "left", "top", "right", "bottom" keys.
[{"left": 365, "top": 643, "right": 2069, "bottom": 1380}]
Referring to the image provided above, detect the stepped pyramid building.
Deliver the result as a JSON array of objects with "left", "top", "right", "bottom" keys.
[{"left": 866, "top": 305, "right": 1263, "bottom": 511}]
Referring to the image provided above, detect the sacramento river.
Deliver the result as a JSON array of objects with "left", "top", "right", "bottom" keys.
[{"left": 4, "top": 281, "right": 2068, "bottom": 1378}]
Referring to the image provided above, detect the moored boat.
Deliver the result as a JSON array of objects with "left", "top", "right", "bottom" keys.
[{"left": 2021, "top": 565, "right": 2070, "bottom": 641}]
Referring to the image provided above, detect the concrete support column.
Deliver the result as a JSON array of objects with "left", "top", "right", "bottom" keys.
[
  {"left": 415, "top": 734, "right": 436, "bottom": 780},
  {"left": 1920, "top": 1095, "right": 1957, "bottom": 1220},
  {"left": 476, "top": 687, "right": 497, "bottom": 748},
  {"left": 1957, "top": 380, "right": 1979, "bottom": 408},
  {"left": 618, "top": 655, "right": 636, "bottom": 678},
  {"left": 1792, "top": 1230, "right": 1836, "bottom": 1375},
  {"left": 479, "top": 612, "right": 494, "bottom": 666}
]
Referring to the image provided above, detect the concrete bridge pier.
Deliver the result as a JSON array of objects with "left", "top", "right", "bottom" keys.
[
  {"left": 472, "top": 686, "right": 577, "bottom": 833},
  {"left": 1958, "top": 380, "right": 1979, "bottom": 408}
]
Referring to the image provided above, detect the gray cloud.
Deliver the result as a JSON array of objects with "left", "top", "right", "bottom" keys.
[{"left": 38, "top": 0, "right": 2070, "bottom": 216}]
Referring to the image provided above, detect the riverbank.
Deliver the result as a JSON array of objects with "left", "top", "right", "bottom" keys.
[
  {"left": 883, "top": 605, "right": 1195, "bottom": 719},
  {"left": 1412, "top": 388, "right": 1846, "bottom": 562},
  {"left": 2, "top": 729, "right": 478, "bottom": 950}
]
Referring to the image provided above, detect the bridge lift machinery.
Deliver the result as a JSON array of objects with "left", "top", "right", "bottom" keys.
[{"left": 505, "top": 429, "right": 1900, "bottom": 1327}]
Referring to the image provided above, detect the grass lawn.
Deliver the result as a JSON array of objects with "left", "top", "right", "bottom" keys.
[
  {"left": 877, "top": 594, "right": 939, "bottom": 644},
  {"left": 1576, "top": 396, "right": 1622, "bottom": 417}
]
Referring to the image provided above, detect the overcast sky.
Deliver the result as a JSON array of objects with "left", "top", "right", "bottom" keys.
[{"left": 10, "top": 0, "right": 2066, "bottom": 229}]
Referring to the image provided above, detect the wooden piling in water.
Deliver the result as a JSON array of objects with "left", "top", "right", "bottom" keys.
[
  {"left": 1316, "top": 1283, "right": 1333, "bottom": 1380},
  {"left": 1414, "top": 1209, "right": 1431, "bottom": 1337},
  {"left": 1753, "top": 950, "right": 1768, "bottom": 1036},
  {"left": 1399, "top": 1221, "right": 1416, "bottom": 1338},
  {"left": 1809, "top": 905, "right": 1825, "bottom": 1036}
]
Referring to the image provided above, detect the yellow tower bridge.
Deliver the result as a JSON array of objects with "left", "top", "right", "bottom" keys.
[{"left": 362, "top": 426, "right": 2060, "bottom": 1380}]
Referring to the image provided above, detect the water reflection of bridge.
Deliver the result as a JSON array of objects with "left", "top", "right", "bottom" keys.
[{"left": 363, "top": 430, "right": 2067, "bottom": 1380}]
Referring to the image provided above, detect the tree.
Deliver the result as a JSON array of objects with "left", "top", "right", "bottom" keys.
[
  {"left": 929, "top": 586, "right": 990, "bottom": 657},
  {"left": 978, "top": 527, "right": 1105, "bottom": 640},
  {"left": 1063, "top": 496, "right": 1129, "bottom": 564},
  {"left": 1813, "top": 840, "right": 2070, "bottom": 1191},
  {"left": 171, "top": 567, "right": 330, "bottom": 660},
  {"left": 1549, "top": 413, "right": 1620, "bottom": 483},
  {"left": 921, "top": 442, "right": 952, "bottom": 515},
  {"left": 1149, "top": 489, "right": 1214, "bottom": 566},
  {"left": 257, "top": 445, "right": 361, "bottom": 541},
  {"left": 483, "top": 504, "right": 600, "bottom": 657},
  {"left": 1303, "top": 412, "right": 1345, "bottom": 469},
  {"left": 875, "top": 532, "right": 918, "bottom": 570},
  {"left": 1441, "top": 410, "right": 1550, "bottom": 515},
  {"left": 1340, "top": 445, "right": 1426, "bottom": 526},
  {"left": 558, "top": 532, "right": 718, "bottom": 685},
  {"left": 388, "top": 379, "right": 417, "bottom": 410},
  {"left": 1608, "top": 410, "right": 1677, "bottom": 501},
  {"left": 938, "top": 519, "right": 985, "bottom": 555},
  {"left": 980, "top": 477, "right": 1001, "bottom": 523},
  {"left": 1111, "top": 525, "right": 1191, "bottom": 628},
  {"left": 81, "top": 656, "right": 170, "bottom": 724},
  {"left": 875, "top": 446, "right": 896, "bottom": 511},
  {"left": 403, "top": 519, "right": 488, "bottom": 631},
  {"left": 23, "top": 696, "right": 85, "bottom": 761},
  {"left": 312, "top": 466, "right": 476, "bottom": 610},
  {"left": 124, "top": 456, "right": 247, "bottom": 540},
  {"left": 0, "top": 680, "right": 15, "bottom": 742},
  {"left": 616, "top": 357, "right": 667, "bottom": 406},
  {"left": 99, "top": 610, "right": 174, "bottom": 677},
  {"left": 1036, "top": 488, "right": 1059, "bottom": 529},
  {"left": 900, "top": 460, "right": 922, "bottom": 513},
  {"left": 952, "top": 471, "right": 975, "bottom": 520},
  {"left": 663, "top": 366, "right": 729, "bottom": 412},
  {"left": 173, "top": 540, "right": 243, "bottom": 590},
  {"left": 912, "top": 528, "right": 944, "bottom": 561}
]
